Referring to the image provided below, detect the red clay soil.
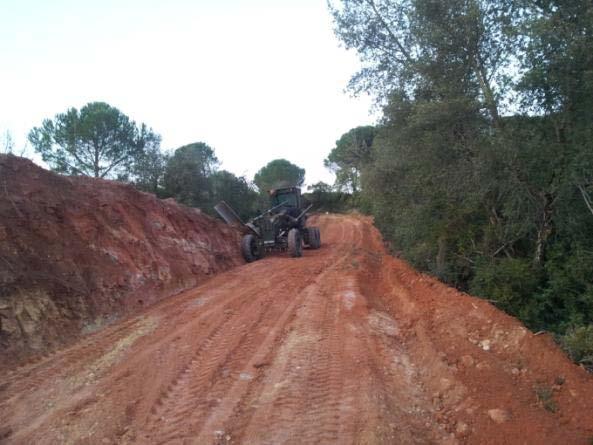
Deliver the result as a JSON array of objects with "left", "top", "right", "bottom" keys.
[
  {"left": 1, "top": 213, "right": 592, "bottom": 444},
  {"left": 0, "top": 155, "right": 241, "bottom": 370}
]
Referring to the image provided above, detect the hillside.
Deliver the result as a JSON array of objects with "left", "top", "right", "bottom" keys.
[{"left": 0, "top": 155, "right": 241, "bottom": 370}]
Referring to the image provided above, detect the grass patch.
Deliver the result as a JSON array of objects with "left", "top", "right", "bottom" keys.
[
  {"left": 535, "top": 385, "right": 557, "bottom": 413},
  {"left": 561, "top": 325, "right": 593, "bottom": 373}
]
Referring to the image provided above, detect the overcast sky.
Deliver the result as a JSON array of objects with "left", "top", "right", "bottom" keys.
[{"left": 0, "top": 0, "right": 375, "bottom": 186}]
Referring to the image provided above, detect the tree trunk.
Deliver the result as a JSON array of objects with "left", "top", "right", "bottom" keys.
[
  {"left": 534, "top": 194, "right": 553, "bottom": 265},
  {"left": 94, "top": 148, "right": 100, "bottom": 178},
  {"left": 474, "top": 63, "right": 501, "bottom": 127}
]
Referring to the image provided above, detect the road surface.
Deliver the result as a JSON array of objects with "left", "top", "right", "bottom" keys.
[{"left": 1, "top": 214, "right": 593, "bottom": 444}]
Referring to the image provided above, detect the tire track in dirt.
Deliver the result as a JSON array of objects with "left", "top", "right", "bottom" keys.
[
  {"left": 232, "top": 275, "right": 340, "bottom": 444},
  {"left": 1, "top": 316, "right": 145, "bottom": 391},
  {"left": 126, "top": 220, "right": 348, "bottom": 443},
  {"left": 0, "top": 257, "right": 319, "bottom": 444},
  {"left": 188, "top": 217, "right": 357, "bottom": 444},
  {"left": 225, "top": 219, "right": 371, "bottom": 444},
  {"left": 143, "top": 277, "right": 310, "bottom": 443},
  {"left": 0, "top": 275, "right": 259, "bottom": 429},
  {"left": 0, "top": 269, "right": 253, "bottom": 396},
  {"left": 383, "top": 262, "right": 470, "bottom": 438}
]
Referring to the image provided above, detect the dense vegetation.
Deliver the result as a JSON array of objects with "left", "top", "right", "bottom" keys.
[
  {"left": 304, "top": 182, "right": 356, "bottom": 213},
  {"left": 26, "top": 104, "right": 308, "bottom": 222},
  {"left": 326, "top": 0, "right": 593, "bottom": 367}
]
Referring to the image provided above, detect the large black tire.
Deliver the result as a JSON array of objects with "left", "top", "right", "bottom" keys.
[
  {"left": 288, "top": 228, "right": 302, "bottom": 257},
  {"left": 303, "top": 227, "right": 314, "bottom": 247},
  {"left": 307, "top": 227, "right": 321, "bottom": 249},
  {"left": 241, "top": 234, "right": 261, "bottom": 262}
]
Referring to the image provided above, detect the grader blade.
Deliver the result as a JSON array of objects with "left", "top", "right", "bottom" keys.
[
  {"left": 215, "top": 201, "right": 260, "bottom": 237},
  {"left": 214, "top": 201, "right": 244, "bottom": 226}
]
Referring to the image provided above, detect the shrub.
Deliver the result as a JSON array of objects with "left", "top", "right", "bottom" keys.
[{"left": 561, "top": 325, "right": 593, "bottom": 372}]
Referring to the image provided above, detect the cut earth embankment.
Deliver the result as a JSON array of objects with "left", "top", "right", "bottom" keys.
[{"left": 0, "top": 154, "right": 241, "bottom": 370}]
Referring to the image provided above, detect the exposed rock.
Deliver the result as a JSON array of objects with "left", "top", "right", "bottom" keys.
[
  {"left": 479, "top": 339, "right": 491, "bottom": 351},
  {"left": 455, "top": 421, "right": 469, "bottom": 436},
  {"left": 459, "top": 355, "right": 475, "bottom": 368},
  {"left": 487, "top": 408, "right": 511, "bottom": 424}
]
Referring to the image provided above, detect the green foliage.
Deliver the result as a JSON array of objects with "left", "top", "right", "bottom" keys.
[
  {"left": 535, "top": 385, "right": 558, "bottom": 413},
  {"left": 329, "top": 0, "right": 518, "bottom": 123},
  {"left": 470, "top": 258, "right": 540, "bottom": 320},
  {"left": 253, "top": 159, "right": 305, "bottom": 193},
  {"left": 163, "top": 142, "right": 219, "bottom": 208},
  {"left": 561, "top": 325, "right": 593, "bottom": 371},
  {"left": 360, "top": 95, "right": 487, "bottom": 282},
  {"left": 519, "top": 0, "right": 593, "bottom": 228},
  {"left": 160, "top": 143, "right": 259, "bottom": 220},
  {"left": 131, "top": 133, "right": 168, "bottom": 196},
  {"left": 329, "top": 0, "right": 593, "bottom": 362},
  {"left": 325, "top": 126, "right": 376, "bottom": 193},
  {"left": 210, "top": 170, "right": 258, "bottom": 221},
  {"left": 28, "top": 102, "right": 155, "bottom": 179},
  {"left": 305, "top": 182, "right": 355, "bottom": 213}
]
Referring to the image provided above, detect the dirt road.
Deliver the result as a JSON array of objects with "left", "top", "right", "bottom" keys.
[{"left": 1, "top": 214, "right": 593, "bottom": 444}]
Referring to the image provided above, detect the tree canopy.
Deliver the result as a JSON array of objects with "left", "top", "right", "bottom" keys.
[
  {"left": 325, "top": 126, "right": 376, "bottom": 193},
  {"left": 253, "top": 159, "right": 305, "bottom": 192},
  {"left": 210, "top": 170, "right": 258, "bottom": 221},
  {"left": 24, "top": 103, "right": 262, "bottom": 221},
  {"left": 330, "top": 0, "right": 593, "bottom": 363},
  {"left": 329, "top": 0, "right": 517, "bottom": 125},
  {"left": 163, "top": 142, "right": 219, "bottom": 208},
  {"left": 28, "top": 102, "right": 156, "bottom": 179},
  {"left": 131, "top": 134, "right": 168, "bottom": 196}
]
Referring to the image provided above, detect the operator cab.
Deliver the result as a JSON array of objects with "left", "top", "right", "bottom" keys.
[
  {"left": 269, "top": 187, "right": 304, "bottom": 227},
  {"left": 269, "top": 187, "right": 301, "bottom": 210}
]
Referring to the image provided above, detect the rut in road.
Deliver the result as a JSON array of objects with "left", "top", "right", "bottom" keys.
[{"left": 1, "top": 214, "right": 593, "bottom": 445}]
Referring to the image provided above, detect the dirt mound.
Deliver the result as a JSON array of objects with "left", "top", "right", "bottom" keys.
[
  {"left": 354, "top": 215, "right": 593, "bottom": 443},
  {"left": 0, "top": 155, "right": 242, "bottom": 369}
]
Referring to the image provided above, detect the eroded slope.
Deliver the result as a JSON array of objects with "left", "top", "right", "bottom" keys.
[{"left": 0, "top": 155, "right": 241, "bottom": 369}]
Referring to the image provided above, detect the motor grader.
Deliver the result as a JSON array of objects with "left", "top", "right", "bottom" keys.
[{"left": 214, "top": 187, "right": 321, "bottom": 262}]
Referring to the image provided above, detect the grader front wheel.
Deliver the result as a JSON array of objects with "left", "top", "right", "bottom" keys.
[{"left": 241, "top": 234, "right": 261, "bottom": 262}]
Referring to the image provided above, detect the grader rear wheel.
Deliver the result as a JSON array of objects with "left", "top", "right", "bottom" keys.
[
  {"left": 288, "top": 228, "right": 302, "bottom": 257},
  {"left": 307, "top": 227, "right": 321, "bottom": 249},
  {"left": 304, "top": 227, "right": 314, "bottom": 247}
]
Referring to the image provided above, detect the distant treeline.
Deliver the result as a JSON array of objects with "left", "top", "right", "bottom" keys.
[
  {"left": 325, "top": 0, "right": 593, "bottom": 367},
  {"left": 23, "top": 101, "right": 312, "bottom": 222}
]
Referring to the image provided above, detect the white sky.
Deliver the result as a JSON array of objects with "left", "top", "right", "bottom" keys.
[{"left": 0, "top": 0, "right": 375, "bottom": 186}]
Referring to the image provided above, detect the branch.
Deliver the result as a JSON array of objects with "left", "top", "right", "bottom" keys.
[
  {"left": 487, "top": 47, "right": 504, "bottom": 83},
  {"left": 48, "top": 154, "right": 85, "bottom": 176},
  {"left": 366, "top": 0, "right": 414, "bottom": 64},
  {"left": 473, "top": 57, "right": 500, "bottom": 126},
  {"left": 66, "top": 144, "right": 94, "bottom": 174},
  {"left": 578, "top": 184, "right": 593, "bottom": 218},
  {"left": 455, "top": 253, "right": 475, "bottom": 264},
  {"left": 100, "top": 153, "right": 131, "bottom": 179}
]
